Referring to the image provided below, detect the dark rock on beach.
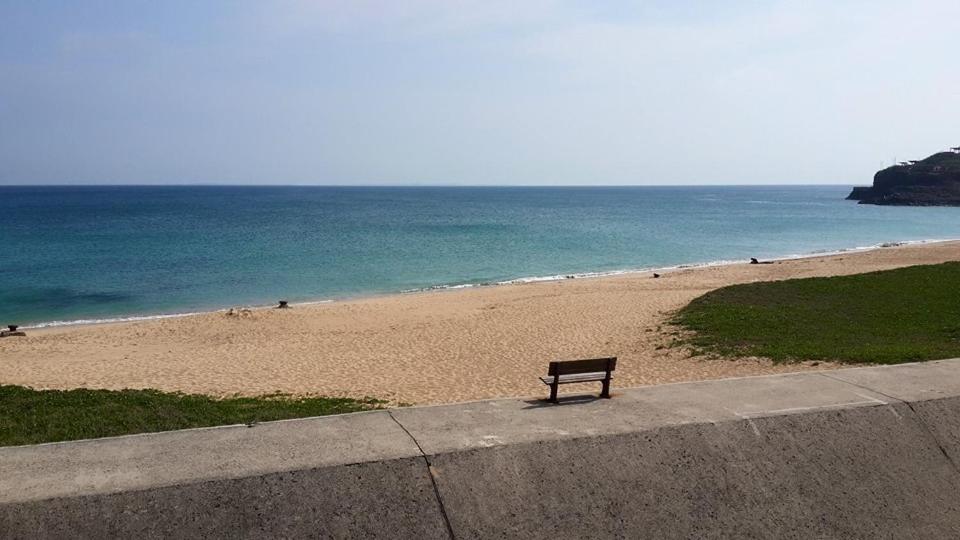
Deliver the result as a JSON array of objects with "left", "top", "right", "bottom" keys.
[
  {"left": 1, "top": 325, "right": 25, "bottom": 337},
  {"left": 848, "top": 149, "right": 960, "bottom": 206}
]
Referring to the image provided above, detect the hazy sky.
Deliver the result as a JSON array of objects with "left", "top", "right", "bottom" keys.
[{"left": 1, "top": 1, "right": 958, "bottom": 186}]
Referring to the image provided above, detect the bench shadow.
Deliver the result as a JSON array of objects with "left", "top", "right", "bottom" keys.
[{"left": 521, "top": 394, "right": 606, "bottom": 409}]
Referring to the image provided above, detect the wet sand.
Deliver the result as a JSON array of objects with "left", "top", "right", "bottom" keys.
[{"left": 2, "top": 241, "right": 958, "bottom": 404}]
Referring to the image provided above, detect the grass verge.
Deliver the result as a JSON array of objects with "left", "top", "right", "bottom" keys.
[
  {"left": 672, "top": 262, "right": 960, "bottom": 364},
  {"left": 0, "top": 385, "right": 385, "bottom": 447}
]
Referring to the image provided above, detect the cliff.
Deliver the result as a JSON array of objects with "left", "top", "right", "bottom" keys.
[{"left": 848, "top": 150, "right": 960, "bottom": 206}]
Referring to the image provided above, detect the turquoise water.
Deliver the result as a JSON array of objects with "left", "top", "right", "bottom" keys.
[{"left": 2, "top": 185, "right": 959, "bottom": 326}]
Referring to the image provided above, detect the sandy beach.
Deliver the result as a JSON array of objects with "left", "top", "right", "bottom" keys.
[{"left": 2, "top": 241, "right": 958, "bottom": 405}]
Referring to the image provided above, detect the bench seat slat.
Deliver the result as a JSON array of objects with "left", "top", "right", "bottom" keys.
[{"left": 539, "top": 372, "right": 613, "bottom": 385}]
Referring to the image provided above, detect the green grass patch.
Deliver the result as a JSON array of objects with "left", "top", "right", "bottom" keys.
[
  {"left": 672, "top": 262, "right": 960, "bottom": 364},
  {"left": 0, "top": 386, "right": 386, "bottom": 447}
]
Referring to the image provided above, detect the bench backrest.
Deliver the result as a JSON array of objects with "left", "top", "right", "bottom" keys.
[{"left": 548, "top": 357, "right": 617, "bottom": 376}]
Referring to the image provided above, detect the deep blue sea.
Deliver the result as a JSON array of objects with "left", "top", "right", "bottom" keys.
[{"left": 2, "top": 185, "right": 959, "bottom": 326}]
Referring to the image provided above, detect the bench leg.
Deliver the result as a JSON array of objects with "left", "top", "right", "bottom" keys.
[
  {"left": 600, "top": 377, "right": 611, "bottom": 398},
  {"left": 549, "top": 381, "right": 559, "bottom": 403}
]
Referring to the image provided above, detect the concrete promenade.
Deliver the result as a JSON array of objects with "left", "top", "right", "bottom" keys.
[{"left": 3, "top": 359, "right": 960, "bottom": 538}]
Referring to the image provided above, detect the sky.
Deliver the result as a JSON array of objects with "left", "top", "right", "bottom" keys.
[{"left": 1, "top": 1, "right": 958, "bottom": 186}]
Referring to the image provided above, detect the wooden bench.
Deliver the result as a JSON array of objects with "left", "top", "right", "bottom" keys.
[{"left": 540, "top": 357, "right": 617, "bottom": 402}]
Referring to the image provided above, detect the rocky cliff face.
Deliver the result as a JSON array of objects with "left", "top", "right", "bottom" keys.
[{"left": 848, "top": 151, "right": 960, "bottom": 206}]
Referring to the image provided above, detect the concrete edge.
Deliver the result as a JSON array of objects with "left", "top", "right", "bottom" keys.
[{"left": 2, "top": 358, "right": 959, "bottom": 504}]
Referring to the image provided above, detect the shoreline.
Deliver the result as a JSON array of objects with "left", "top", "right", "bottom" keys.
[
  {"left": 18, "top": 237, "right": 957, "bottom": 331},
  {"left": 3, "top": 239, "right": 959, "bottom": 405}
]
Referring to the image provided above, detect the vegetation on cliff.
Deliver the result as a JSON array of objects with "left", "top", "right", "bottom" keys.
[{"left": 848, "top": 149, "right": 960, "bottom": 205}]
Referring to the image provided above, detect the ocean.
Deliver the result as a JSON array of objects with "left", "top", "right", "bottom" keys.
[{"left": 2, "top": 185, "right": 959, "bottom": 327}]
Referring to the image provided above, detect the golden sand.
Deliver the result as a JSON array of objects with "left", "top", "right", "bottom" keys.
[{"left": 2, "top": 241, "right": 958, "bottom": 404}]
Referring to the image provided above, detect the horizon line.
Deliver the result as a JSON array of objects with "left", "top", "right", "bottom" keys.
[{"left": 0, "top": 183, "right": 860, "bottom": 188}]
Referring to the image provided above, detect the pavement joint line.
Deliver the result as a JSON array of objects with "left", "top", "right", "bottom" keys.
[
  {"left": 849, "top": 391, "right": 889, "bottom": 405},
  {"left": 387, "top": 410, "right": 456, "bottom": 540},
  {"left": 734, "top": 399, "right": 890, "bottom": 418},
  {"left": 817, "top": 371, "right": 906, "bottom": 404},
  {"left": 817, "top": 370, "right": 960, "bottom": 476},
  {"left": 902, "top": 399, "right": 960, "bottom": 477}
]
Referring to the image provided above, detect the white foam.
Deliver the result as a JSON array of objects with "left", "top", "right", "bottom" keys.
[
  {"left": 22, "top": 299, "right": 334, "bottom": 329},
  {"left": 24, "top": 311, "right": 207, "bottom": 329},
  {"left": 397, "top": 238, "right": 957, "bottom": 293},
  {"left": 20, "top": 238, "right": 957, "bottom": 329}
]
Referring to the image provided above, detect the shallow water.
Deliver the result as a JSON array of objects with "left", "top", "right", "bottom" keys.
[{"left": 2, "top": 185, "right": 958, "bottom": 325}]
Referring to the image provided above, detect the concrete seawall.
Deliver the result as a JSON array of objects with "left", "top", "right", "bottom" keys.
[{"left": 3, "top": 359, "right": 960, "bottom": 538}]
